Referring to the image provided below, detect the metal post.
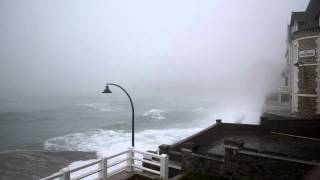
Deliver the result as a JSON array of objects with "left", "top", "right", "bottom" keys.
[
  {"left": 127, "top": 148, "right": 134, "bottom": 172},
  {"left": 104, "top": 83, "right": 135, "bottom": 147},
  {"left": 98, "top": 158, "right": 108, "bottom": 180},
  {"left": 160, "top": 154, "right": 169, "bottom": 180}
]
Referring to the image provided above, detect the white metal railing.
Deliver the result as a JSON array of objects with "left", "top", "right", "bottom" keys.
[{"left": 39, "top": 148, "right": 169, "bottom": 180}]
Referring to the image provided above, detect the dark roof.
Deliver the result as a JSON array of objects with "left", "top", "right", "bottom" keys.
[
  {"left": 290, "top": 12, "right": 305, "bottom": 26},
  {"left": 302, "top": 0, "right": 320, "bottom": 29}
]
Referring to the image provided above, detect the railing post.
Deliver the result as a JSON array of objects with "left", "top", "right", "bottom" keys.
[
  {"left": 62, "top": 168, "right": 70, "bottom": 180},
  {"left": 98, "top": 158, "right": 108, "bottom": 180},
  {"left": 160, "top": 154, "right": 168, "bottom": 180},
  {"left": 127, "top": 147, "right": 134, "bottom": 172}
]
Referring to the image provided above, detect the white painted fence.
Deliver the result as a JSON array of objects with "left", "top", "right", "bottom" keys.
[{"left": 39, "top": 148, "right": 169, "bottom": 180}]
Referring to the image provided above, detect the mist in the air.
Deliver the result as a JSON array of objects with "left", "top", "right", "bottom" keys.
[{"left": 0, "top": 0, "right": 309, "bottom": 123}]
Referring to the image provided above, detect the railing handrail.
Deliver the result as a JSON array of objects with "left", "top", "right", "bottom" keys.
[
  {"left": 39, "top": 172, "right": 64, "bottom": 180},
  {"left": 39, "top": 148, "right": 169, "bottom": 180},
  {"left": 70, "top": 159, "right": 102, "bottom": 173},
  {"left": 105, "top": 149, "right": 129, "bottom": 160},
  {"left": 133, "top": 149, "right": 162, "bottom": 160}
]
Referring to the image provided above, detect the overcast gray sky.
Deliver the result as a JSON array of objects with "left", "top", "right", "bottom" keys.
[{"left": 0, "top": 0, "right": 309, "bottom": 99}]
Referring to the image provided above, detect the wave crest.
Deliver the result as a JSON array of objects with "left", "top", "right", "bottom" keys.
[
  {"left": 77, "top": 103, "right": 122, "bottom": 112},
  {"left": 44, "top": 128, "right": 201, "bottom": 157},
  {"left": 143, "top": 109, "right": 167, "bottom": 120}
]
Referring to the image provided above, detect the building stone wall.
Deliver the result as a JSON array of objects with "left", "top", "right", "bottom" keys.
[
  {"left": 297, "top": 66, "right": 317, "bottom": 94},
  {"left": 298, "top": 37, "right": 317, "bottom": 50},
  {"left": 294, "top": 36, "right": 320, "bottom": 116},
  {"left": 282, "top": 0, "right": 320, "bottom": 116},
  {"left": 298, "top": 96, "right": 318, "bottom": 116},
  {"left": 317, "top": 37, "right": 320, "bottom": 113},
  {"left": 224, "top": 146, "right": 315, "bottom": 180},
  {"left": 180, "top": 149, "right": 224, "bottom": 177},
  {"left": 167, "top": 139, "right": 317, "bottom": 180}
]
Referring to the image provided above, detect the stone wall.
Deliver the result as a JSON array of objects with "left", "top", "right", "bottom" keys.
[
  {"left": 159, "top": 144, "right": 182, "bottom": 162},
  {"left": 298, "top": 66, "right": 317, "bottom": 94},
  {"left": 224, "top": 140, "right": 317, "bottom": 180},
  {"left": 180, "top": 148, "right": 224, "bottom": 177},
  {"left": 158, "top": 120, "right": 320, "bottom": 179},
  {"left": 161, "top": 139, "right": 317, "bottom": 180},
  {"left": 298, "top": 37, "right": 317, "bottom": 50},
  {"left": 298, "top": 96, "right": 318, "bottom": 115},
  {"left": 296, "top": 37, "right": 319, "bottom": 115}
]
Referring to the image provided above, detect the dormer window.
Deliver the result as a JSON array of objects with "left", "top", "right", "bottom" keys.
[
  {"left": 293, "top": 21, "right": 299, "bottom": 32},
  {"left": 291, "top": 21, "right": 299, "bottom": 33}
]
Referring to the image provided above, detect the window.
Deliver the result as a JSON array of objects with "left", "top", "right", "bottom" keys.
[
  {"left": 293, "top": 21, "right": 298, "bottom": 32},
  {"left": 281, "top": 94, "right": 290, "bottom": 103},
  {"left": 285, "top": 76, "right": 289, "bottom": 86}
]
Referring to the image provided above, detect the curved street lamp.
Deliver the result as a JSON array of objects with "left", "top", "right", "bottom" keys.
[{"left": 102, "top": 83, "right": 135, "bottom": 147}]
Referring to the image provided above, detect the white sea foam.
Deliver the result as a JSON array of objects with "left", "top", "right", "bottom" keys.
[
  {"left": 207, "top": 107, "right": 261, "bottom": 125},
  {"left": 44, "top": 106, "right": 260, "bottom": 156},
  {"left": 44, "top": 128, "right": 201, "bottom": 157},
  {"left": 44, "top": 105, "right": 261, "bottom": 179},
  {"left": 77, "top": 103, "right": 123, "bottom": 112},
  {"left": 143, "top": 109, "right": 167, "bottom": 121}
]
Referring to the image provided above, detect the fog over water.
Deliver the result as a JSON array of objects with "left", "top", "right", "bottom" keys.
[
  {"left": 0, "top": 0, "right": 310, "bottom": 154},
  {"left": 0, "top": 0, "right": 308, "bottom": 98}
]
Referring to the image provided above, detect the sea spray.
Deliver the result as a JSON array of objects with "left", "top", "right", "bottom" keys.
[
  {"left": 41, "top": 98, "right": 262, "bottom": 179},
  {"left": 143, "top": 109, "right": 167, "bottom": 121},
  {"left": 44, "top": 128, "right": 202, "bottom": 157},
  {"left": 76, "top": 103, "right": 123, "bottom": 112},
  {"left": 44, "top": 127, "right": 202, "bottom": 179}
]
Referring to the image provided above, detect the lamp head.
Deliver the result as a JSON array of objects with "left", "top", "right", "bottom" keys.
[{"left": 102, "top": 84, "right": 112, "bottom": 93}]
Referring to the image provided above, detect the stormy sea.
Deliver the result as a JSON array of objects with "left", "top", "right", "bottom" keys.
[{"left": 0, "top": 96, "right": 260, "bottom": 179}]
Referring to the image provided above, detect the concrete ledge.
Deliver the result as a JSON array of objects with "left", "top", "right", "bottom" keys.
[{"left": 238, "top": 150, "right": 319, "bottom": 166}]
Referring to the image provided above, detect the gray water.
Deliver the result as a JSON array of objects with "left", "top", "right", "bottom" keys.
[{"left": 0, "top": 96, "right": 218, "bottom": 152}]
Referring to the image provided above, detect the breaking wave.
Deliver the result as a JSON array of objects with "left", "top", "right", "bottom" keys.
[
  {"left": 44, "top": 128, "right": 201, "bottom": 157},
  {"left": 76, "top": 103, "right": 123, "bottom": 112},
  {"left": 143, "top": 109, "right": 167, "bottom": 121},
  {"left": 43, "top": 104, "right": 262, "bottom": 179}
]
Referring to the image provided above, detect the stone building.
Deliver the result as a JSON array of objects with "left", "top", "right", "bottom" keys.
[{"left": 285, "top": 0, "right": 320, "bottom": 117}]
